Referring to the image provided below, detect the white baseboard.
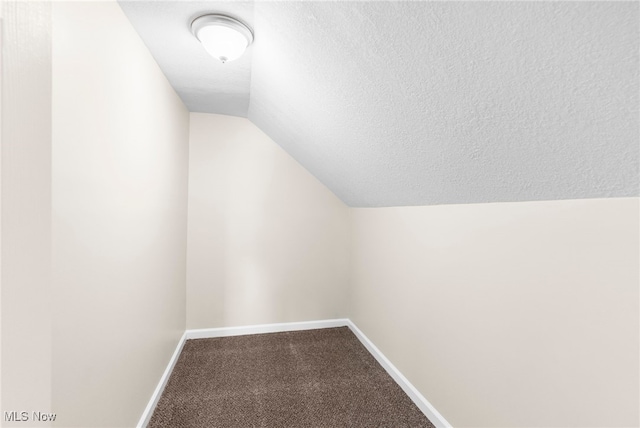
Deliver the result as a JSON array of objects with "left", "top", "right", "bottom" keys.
[
  {"left": 346, "top": 320, "right": 452, "bottom": 428},
  {"left": 184, "top": 318, "right": 350, "bottom": 339},
  {"left": 136, "top": 332, "right": 187, "bottom": 428},
  {"left": 138, "top": 318, "right": 452, "bottom": 428}
]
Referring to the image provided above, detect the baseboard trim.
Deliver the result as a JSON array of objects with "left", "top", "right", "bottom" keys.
[
  {"left": 184, "top": 318, "right": 350, "bottom": 339},
  {"left": 136, "top": 331, "right": 187, "bottom": 428},
  {"left": 346, "top": 320, "right": 452, "bottom": 428},
  {"left": 138, "top": 318, "right": 452, "bottom": 428}
]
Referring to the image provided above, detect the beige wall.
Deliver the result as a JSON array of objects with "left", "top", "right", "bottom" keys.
[
  {"left": 351, "top": 197, "right": 639, "bottom": 428},
  {"left": 1, "top": 2, "right": 53, "bottom": 425},
  {"left": 51, "top": 2, "right": 188, "bottom": 427},
  {"left": 186, "top": 113, "right": 350, "bottom": 329}
]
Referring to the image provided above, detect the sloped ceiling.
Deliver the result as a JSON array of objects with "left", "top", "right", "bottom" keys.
[{"left": 119, "top": 1, "right": 639, "bottom": 207}]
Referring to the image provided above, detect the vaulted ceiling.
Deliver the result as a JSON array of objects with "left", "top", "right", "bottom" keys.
[{"left": 119, "top": 1, "right": 639, "bottom": 207}]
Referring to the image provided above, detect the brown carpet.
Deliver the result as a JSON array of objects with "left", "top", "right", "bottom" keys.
[{"left": 148, "top": 327, "right": 435, "bottom": 427}]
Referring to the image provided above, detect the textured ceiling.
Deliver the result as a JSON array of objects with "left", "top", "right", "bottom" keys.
[{"left": 119, "top": 1, "right": 639, "bottom": 207}]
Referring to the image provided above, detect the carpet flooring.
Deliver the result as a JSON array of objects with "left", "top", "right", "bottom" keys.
[{"left": 148, "top": 327, "right": 434, "bottom": 427}]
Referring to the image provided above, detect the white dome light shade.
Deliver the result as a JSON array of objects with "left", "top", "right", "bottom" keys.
[{"left": 191, "top": 15, "right": 253, "bottom": 64}]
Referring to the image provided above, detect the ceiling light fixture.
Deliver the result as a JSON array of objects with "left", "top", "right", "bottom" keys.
[{"left": 191, "top": 14, "right": 254, "bottom": 64}]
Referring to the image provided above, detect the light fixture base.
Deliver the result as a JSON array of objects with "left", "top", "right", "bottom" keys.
[{"left": 191, "top": 14, "right": 254, "bottom": 48}]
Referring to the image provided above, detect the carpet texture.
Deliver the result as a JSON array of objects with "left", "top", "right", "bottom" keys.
[{"left": 148, "top": 327, "right": 435, "bottom": 427}]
